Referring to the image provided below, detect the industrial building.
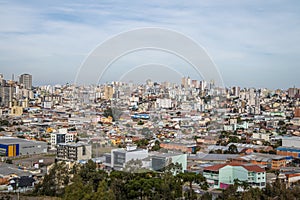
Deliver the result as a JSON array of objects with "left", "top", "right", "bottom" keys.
[{"left": 0, "top": 137, "right": 47, "bottom": 157}]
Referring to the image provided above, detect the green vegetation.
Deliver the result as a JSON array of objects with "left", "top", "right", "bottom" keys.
[
  {"left": 32, "top": 160, "right": 300, "bottom": 200},
  {"left": 151, "top": 140, "right": 161, "bottom": 151},
  {"left": 134, "top": 138, "right": 149, "bottom": 148},
  {"left": 217, "top": 178, "right": 300, "bottom": 200},
  {"left": 33, "top": 160, "right": 208, "bottom": 200},
  {"left": 0, "top": 120, "right": 9, "bottom": 126}
]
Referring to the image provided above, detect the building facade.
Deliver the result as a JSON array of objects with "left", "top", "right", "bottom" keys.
[
  {"left": 150, "top": 152, "right": 187, "bottom": 173},
  {"left": 0, "top": 137, "right": 47, "bottom": 157},
  {"left": 110, "top": 146, "right": 148, "bottom": 170},
  {"left": 50, "top": 132, "right": 74, "bottom": 148},
  {"left": 56, "top": 143, "right": 91, "bottom": 161},
  {"left": 203, "top": 163, "right": 266, "bottom": 189},
  {"left": 19, "top": 74, "right": 32, "bottom": 90}
]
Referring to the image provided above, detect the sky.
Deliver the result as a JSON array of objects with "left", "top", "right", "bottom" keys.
[{"left": 0, "top": 0, "right": 299, "bottom": 89}]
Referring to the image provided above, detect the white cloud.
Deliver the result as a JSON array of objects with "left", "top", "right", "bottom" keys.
[{"left": 0, "top": 0, "right": 299, "bottom": 88}]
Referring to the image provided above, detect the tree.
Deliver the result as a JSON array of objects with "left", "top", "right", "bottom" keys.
[
  {"left": 151, "top": 140, "right": 161, "bottom": 151},
  {"left": 178, "top": 172, "right": 208, "bottom": 199},
  {"left": 34, "top": 162, "right": 69, "bottom": 196},
  {"left": 228, "top": 136, "right": 240, "bottom": 143},
  {"left": 92, "top": 180, "right": 115, "bottom": 200},
  {"left": 103, "top": 107, "right": 122, "bottom": 122},
  {"left": 278, "top": 120, "right": 285, "bottom": 126},
  {"left": 64, "top": 175, "right": 92, "bottom": 200},
  {"left": 123, "top": 159, "right": 143, "bottom": 173},
  {"left": 5, "top": 159, "right": 12, "bottom": 164},
  {"left": 135, "top": 138, "right": 149, "bottom": 148},
  {"left": 227, "top": 144, "right": 238, "bottom": 154},
  {"left": 78, "top": 160, "right": 107, "bottom": 192},
  {"left": 200, "top": 192, "right": 212, "bottom": 200}
]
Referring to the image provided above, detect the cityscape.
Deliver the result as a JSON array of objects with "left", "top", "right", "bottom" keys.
[
  {"left": 0, "top": 73, "right": 300, "bottom": 199},
  {"left": 1, "top": 0, "right": 300, "bottom": 200}
]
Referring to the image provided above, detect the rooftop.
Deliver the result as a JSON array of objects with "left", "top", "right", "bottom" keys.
[
  {"left": 0, "top": 137, "right": 46, "bottom": 145},
  {"left": 204, "top": 162, "right": 265, "bottom": 173}
]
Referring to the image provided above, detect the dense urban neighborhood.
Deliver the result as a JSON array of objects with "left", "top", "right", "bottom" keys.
[{"left": 0, "top": 73, "right": 300, "bottom": 199}]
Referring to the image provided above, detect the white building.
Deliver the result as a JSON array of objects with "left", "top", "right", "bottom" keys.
[
  {"left": 156, "top": 98, "right": 172, "bottom": 109},
  {"left": 282, "top": 137, "right": 300, "bottom": 148},
  {"left": 50, "top": 129, "right": 74, "bottom": 148},
  {"left": 110, "top": 145, "right": 149, "bottom": 170}
]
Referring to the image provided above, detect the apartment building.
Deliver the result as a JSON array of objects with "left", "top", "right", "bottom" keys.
[
  {"left": 203, "top": 163, "right": 266, "bottom": 189},
  {"left": 56, "top": 143, "right": 91, "bottom": 161}
]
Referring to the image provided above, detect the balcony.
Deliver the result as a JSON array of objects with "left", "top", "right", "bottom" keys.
[{"left": 203, "top": 172, "right": 219, "bottom": 180}]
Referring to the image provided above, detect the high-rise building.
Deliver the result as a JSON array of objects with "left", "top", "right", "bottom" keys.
[
  {"left": 0, "top": 80, "right": 16, "bottom": 107},
  {"left": 288, "top": 87, "right": 299, "bottom": 98},
  {"left": 232, "top": 86, "right": 240, "bottom": 97},
  {"left": 19, "top": 73, "right": 32, "bottom": 90},
  {"left": 103, "top": 85, "right": 114, "bottom": 100}
]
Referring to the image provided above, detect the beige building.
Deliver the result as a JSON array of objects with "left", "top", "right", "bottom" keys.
[
  {"left": 103, "top": 85, "right": 114, "bottom": 100},
  {"left": 10, "top": 106, "right": 23, "bottom": 116},
  {"left": 56, "top": 143, "right": 92, "bottom": 161}
]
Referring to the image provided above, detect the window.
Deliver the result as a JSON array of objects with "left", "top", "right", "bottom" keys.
[{"left": 82, "top": 146, "right": 86, "bottom": 155}]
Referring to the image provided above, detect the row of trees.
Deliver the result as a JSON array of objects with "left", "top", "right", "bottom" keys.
[
  {"left": 33, "top": 160, "right": 300, "bottom": 200},
  {"left": 218, "top": 178, "right": 300, "bottom": 200},
  {"left": 33, "top": 160, "right": 208, "bottom": 200}
]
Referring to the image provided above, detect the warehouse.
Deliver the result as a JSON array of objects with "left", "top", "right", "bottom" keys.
[{"left": 0, "top": 137, "right": 48, "bottom": 157}]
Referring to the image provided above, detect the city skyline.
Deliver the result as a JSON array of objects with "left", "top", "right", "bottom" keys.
[{"left": 1, "top": 0, "right": 300, "bottom": 89}]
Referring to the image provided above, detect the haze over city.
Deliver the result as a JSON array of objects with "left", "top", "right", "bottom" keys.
[
  {"left": 0, "top": 0, "right": 299, "bottom": 89},
  {"left": 2, "top": 1, "right": 300, "bottom": 199}
]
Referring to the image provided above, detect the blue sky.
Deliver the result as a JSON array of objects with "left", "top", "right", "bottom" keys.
[{"left": 0, "top": 0, "right": 299, "bottom": 89}]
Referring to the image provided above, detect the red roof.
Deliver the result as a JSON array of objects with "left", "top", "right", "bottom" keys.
[
  {"left": 243, "top": 165, "right": 265, "bottom": 173},
  {"left": 204, "top": 162, "right": 265, "bottom": 173},
  {"left": 203, "top": 164, "right": 227, "bottom": 171}
]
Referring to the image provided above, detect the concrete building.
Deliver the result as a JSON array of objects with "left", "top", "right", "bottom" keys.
[
  {"left": 110, "top": 146, "right": 148, "bottom": 170},
  {"left": 0, "top": 137, "right": 47, "bottom": 157},
  {"left": 103, "top": 85, "right": 114, "bottom": 100},
  {"left": 10, "top": 106, "right": 23, "bottom": 116},
  {"left": 50, "top": 129, "right": 74, "bottom": 148},
  {"left": 0, "top": 80, "right": 16, "bottom": 107},
  {"left": 252, "top": 132, "right": 271, "bottom": 142},
  {"left": 19, "top": 73, "right": 32, "bottom": 90},
  {"left": 150, "top": 152, "right": 187, "bottom": 173},
  {"left": 56, "top": 143, "right": 92, "bottom": 161},
  {"left": 282, "top": 136, "right": 300, "bottom": 148},
  {"left": 156, "top": 98, "right": 172, "bottom": 109},
  {"left": 203, "top": 163, "right": 266, "bottom": 189}
]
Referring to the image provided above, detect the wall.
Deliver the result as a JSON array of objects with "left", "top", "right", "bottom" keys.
[{"left": 219, "top": 166, "right": 247, "bottom": 187}]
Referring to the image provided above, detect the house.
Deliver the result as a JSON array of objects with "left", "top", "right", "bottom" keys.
[{"left": 203, "top": 162, "right": 266, "bottom": 189}]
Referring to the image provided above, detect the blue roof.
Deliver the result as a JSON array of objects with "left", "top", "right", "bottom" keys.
[{"left": 277, "top": 146, "right": 300, "bottom": 153}]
